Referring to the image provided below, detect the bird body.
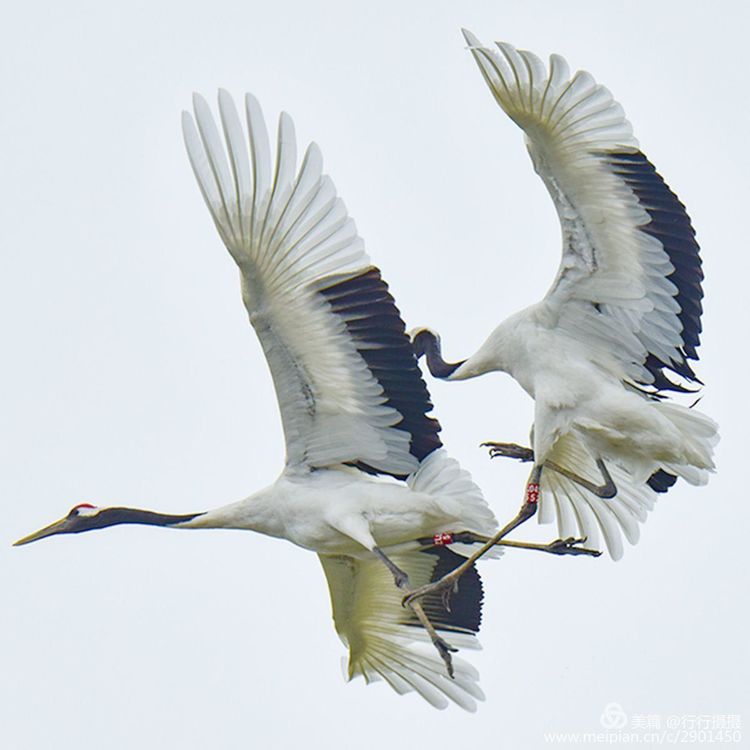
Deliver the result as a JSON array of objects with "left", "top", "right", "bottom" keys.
[
  {"left": 454, "top": 303, "right": 716, "bottom": 481},
  {"left": 16, "top": 88, "right": 500, "bottom": 710},
  {"left": 413, "top": 32, "right": 719, "bottom": 559},
  {"left": 182, "top": 453, "right": 496, "bottom": 557}
]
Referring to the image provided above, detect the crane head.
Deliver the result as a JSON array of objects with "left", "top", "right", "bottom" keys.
[
  {"left": 13, "top": 503, "right": 102, "bottom": 546},
  {"left": 406, "top": 327, "right": 441, "bottom": 358}
]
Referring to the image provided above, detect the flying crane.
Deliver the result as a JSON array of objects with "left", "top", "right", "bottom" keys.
[
  {"left": 407, "top": 31, "right": 719, "bottom": 605},
  {"left": 15, "top": 88, "right": 597, "bottom": 709}
]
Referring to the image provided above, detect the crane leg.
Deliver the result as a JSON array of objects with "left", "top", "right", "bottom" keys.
[
  {"left": 403, "top": 466, "right": 542, "bottom": 610},
  {"left": 545, "top": 458, "right": 617, "bottom": 499},
  {"left": 373, "top": 548, "right": 458, "bottom": 678},
  {"left": 436, "top": 531, "right": 601, "bottom": 558},
  {"left": 485, "top": 442, "right": 617, "bottom": 499},
  {"left": 495, "top": 537, "right": 600, "bottom": 556}
]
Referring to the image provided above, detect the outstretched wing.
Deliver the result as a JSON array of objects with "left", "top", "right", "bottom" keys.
[
  {"left": 463, "top": 30, "right": 703, "bottom": 392},
  {"left": 183, "top": 92, "right": 440, "bottom": 476},
  {"left": 320, "top": 547, "right": 485, "bottom": 711}
]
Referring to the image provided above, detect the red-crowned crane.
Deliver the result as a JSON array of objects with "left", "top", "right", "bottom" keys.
[
  {"left": 406, "top": 31, "right": 718, "bottom": 606},
  {"left": 13, "top": 90, "right": 500, "bottom": 709},
  {"left": 14, "top": 89, "right": 599, "bottom": 710}
]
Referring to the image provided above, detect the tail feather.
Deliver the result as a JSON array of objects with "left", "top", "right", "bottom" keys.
[
  {"left": 540, "top": 404, "right": 718, "bottom": 559},
  {"left": 653, "top": 401, "right": 719, "bottom": 483},
  {"left": 541, "top": 433, "right": 658, "bottom": 559},
  {"left": 408, "top": 448, "right": 498, "bottom": 540}
]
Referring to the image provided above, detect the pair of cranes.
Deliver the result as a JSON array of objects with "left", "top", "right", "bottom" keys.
[{"left": 15, "top": 30, "right": 718, "bottom": 710}]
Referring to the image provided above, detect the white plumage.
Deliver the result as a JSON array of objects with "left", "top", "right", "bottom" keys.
[
  {"left": 318, "top": 450, "right": 493, "bottom": 710},
  {"left": 413, "top": 31, "right": 719, "bottom": 560},
  {"left": 17, "top": 89, "right": 500, "bottom": 710},
  {"left": 321, "top": 548, "right": 484, "bottom": 711},
  {"left": 183, "top": 92, "right": 413, "bottom": 475}
]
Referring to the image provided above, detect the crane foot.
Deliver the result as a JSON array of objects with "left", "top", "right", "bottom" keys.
[
  {"left": 482, "top": 441, "right": 534, "bottom": 462},
  {"left": 402, "top": 573, "right": 461, "bottom": 613},
  {"left": 375, "top": 547, "right": 457, "bottom": 678},
  {"left": 545, "top": 537, "right": 602, "bottom": 557},
  {"left": 432, "top": 634, "right": 458, "bottom": 678}
]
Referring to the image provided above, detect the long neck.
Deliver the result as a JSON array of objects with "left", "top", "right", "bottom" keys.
[
  {"left": 454, "top": 315, "right": 526, "bottom": 381},
  {"left": 175, "top": 486, "right": 283, "bottom": 535},
  {"left": 412, "top": 330, "right": 465, "bottom": 379},
  {"left": 86, "top": 507, "right": 204, "bottom": 531},
  {"left": 89, "top": 486, "right": 280, "bottom": 536}
]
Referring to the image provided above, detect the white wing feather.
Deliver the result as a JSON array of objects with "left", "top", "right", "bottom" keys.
[
  {"left": 320, "top": 551, "right": 485, "bottom": 711},
  {"left": 462, "top": 32, "right": 714, "bottom": 558},
  {"left": 463, "top": 30, "right": 702, "bottom": 389},
  {"left": 183, "top": 92, "right": 424, "bottom": 474}
]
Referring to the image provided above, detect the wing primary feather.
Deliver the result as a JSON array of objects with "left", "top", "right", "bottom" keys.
[
  {"left": 519, "top": 50, "right": 546, "bottom": 98},
  {"left": 218, "top": 89, "right": 252, "bottom": 249},
  {"left": 259, "top": 112, "right": 297, "bottom": 253},
  {"left": 263, "top": 143, "right": 324, "bottom": 274},
  {"left": 496, "top": 42, "right": 528, "bottom": 112},
  {"left": 244, "top": 93, "right": 272, "bottom": 243},
  {"left": 192, "top": 93, "right": 239, "bottom": 247},
  {"left": 185, "top": 91, "right": 444, "bottom": 474},
  {"left": 182, "top": 111, "right": 238, "bottom": 252}
]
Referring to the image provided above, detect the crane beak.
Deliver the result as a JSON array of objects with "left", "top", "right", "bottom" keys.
[{"left": 13, "top": 515, "right": 73, "bottom": 546}]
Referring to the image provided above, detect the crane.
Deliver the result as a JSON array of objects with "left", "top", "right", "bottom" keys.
[
  {"left": 405, "top": 31, "right": 719, "bottom": 606},
  {"left": 13, "top": 89, "right": 598, "bottom": 710},
  {"left": 14, "top": 90, "right": 490, "bottom": 708}
]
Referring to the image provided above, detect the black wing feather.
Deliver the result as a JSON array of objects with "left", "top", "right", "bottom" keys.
[
  {"left": 402, "top": 547, "right": 484, "bottom": 635},
  {"left": 608, "top": 151, "right": 704, "bottom": 389},
  {"left": 318, "top": 267, "right": 442, "bottom": 478}
]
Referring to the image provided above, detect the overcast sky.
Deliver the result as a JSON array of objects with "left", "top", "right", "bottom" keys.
[{"left": 2, "top": 1, "right": 747, "bottom": 748}]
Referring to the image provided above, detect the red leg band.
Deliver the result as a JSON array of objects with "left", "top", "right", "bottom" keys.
[
  {"left": 526, "top": 482, "right": 540, "bottom": 504},
  {"left": 433, "top": 532, "right": 454, "bottom": 546}
]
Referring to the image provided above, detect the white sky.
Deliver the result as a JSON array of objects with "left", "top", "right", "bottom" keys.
[{"left": 2, "top": 1, "right": 747, "bottom": 748}]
